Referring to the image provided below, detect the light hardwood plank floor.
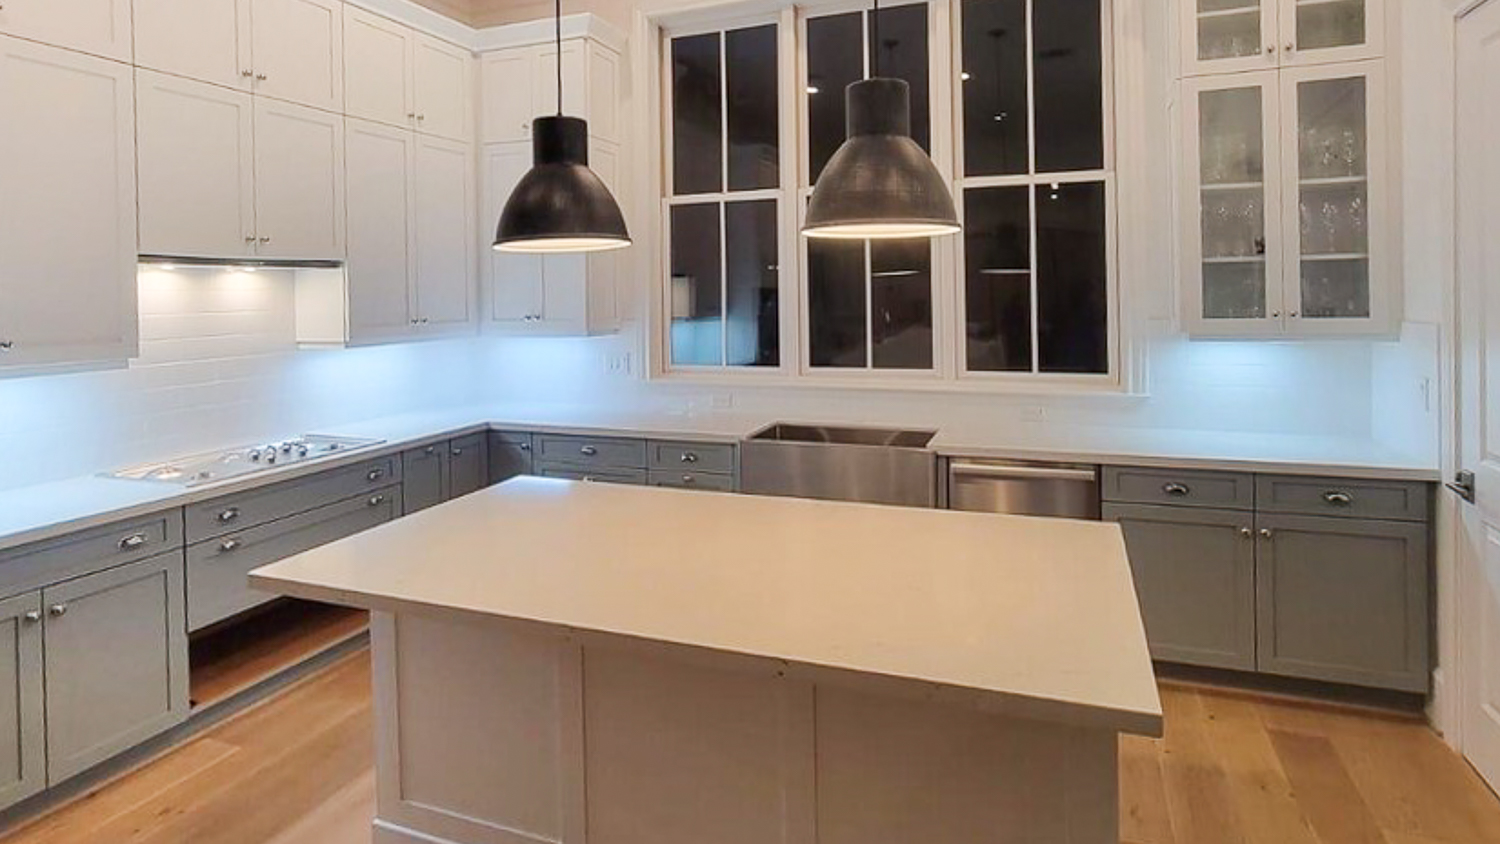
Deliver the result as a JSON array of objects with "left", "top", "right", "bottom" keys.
[{"left": 4, "top": 651, "right": 1497, "bottom": 844}]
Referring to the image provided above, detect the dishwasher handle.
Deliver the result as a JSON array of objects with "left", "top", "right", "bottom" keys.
[{"left": 949, "top": 463, "right": 1099, "bottom": 483}]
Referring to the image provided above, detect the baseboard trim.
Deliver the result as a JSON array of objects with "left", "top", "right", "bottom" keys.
[{"left": 374, "top": 819, "right": 465, "bottom": 844}]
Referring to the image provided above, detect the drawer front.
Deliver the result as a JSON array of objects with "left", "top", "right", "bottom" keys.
[
  {"left": 186, "top": 485, "right": 402, "bottom": 631},
  {"left": 1256, "top": 475, "right": 1430, "bottom": 522},
  {"left": 648, "top": 441, "right": 736, "bottom": 475},
  {"left": 489, "top": 430, "right": 533, "bottom": 448},
  {"left": 535, "top": 435, "right": 646, "bottom": 470},
  {"left": 537, "top": 465, "right": 647, "bottom": 486},
  {"left": 186, "top": 455, "right": 401, "bottom": 542},
  {"left": 1103, "top": 466, "right": 1255, "bottom": 510},
  {"left": 648, "top": 470, "right": 736, "bottom": 492},
  {"left": 0, "top": 512, "right": 184, "bottom": 601}
]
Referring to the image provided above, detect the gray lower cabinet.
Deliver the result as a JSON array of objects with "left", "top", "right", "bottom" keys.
[
  {"left": 538, "top": 466, "right": 647, "bottom": 485},
  {"left": 0, "top": 593, "right": 45, "bottom": 812},
  {"left": 649, "top": 470, "right": 736, "bottom": 492},
  {"left": 488, "top": 432, "right": 533, "bottom": 485},
  {"left": 403, "top": 444, "right": 448, "bottom": 514},
  {"left": 42, "top": 552, "right": 189, "bottom": 785},
  {"left": 1103, "top": 504, "right": 1257, "bottom": 671},
  {"left": 447, "top": 435, "right": 486, "bottom": 499},
  {"left": 1256, "top": 514, "right": 1430, "bottom": 693}
]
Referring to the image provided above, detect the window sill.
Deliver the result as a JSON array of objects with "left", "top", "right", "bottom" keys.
[{"left": 650, "top": 366, "right": 1143, "bottom": 398}]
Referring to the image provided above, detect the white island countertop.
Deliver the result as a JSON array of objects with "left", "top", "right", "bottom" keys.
[{"left": 252, "top": 477, "right": 1164, "bottom": 736}]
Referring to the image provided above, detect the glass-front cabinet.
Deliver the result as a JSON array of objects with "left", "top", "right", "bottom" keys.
[
  {"left": 1181, "top": 62, "right": 1389, "bottom": 337},
  {"left": 1181, "top": 0, "right": 1384, "bottom": 77}
]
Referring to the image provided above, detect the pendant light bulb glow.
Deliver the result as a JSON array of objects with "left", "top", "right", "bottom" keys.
[
  {"left": 493, "top": 0, "right": 630, "bottom": 254},
  {"left": 802, "top": 2, "right": 959, "bottom": 241}
]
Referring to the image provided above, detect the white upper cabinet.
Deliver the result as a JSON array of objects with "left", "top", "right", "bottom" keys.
[
  {"left": 413, "top": 134, "right": 475, "bottom": 332},
  {"left": 481, "top": 48, "right": 537, "bottom": 144},
  {"left": 0, "top": 36, "right": 137, "bottom": 369},
  {"left": 250, "top": 0, "right": 343, "bottom": 112},
  {"left": 343, "top": 5, "right": 412, "bottom": 129},
  {"left": 1182, "top": 0, "right": 1384, "bottom": 77},
  {"left": 133, "top": 0, "right": 252, "bottom": 90},
  {"left": 254, "top": 97, "right": 345, "bottom": 260},
  {"left": 137, "top": 70, "right": 256, "bottom": 259},
  {"left": 0, "top": 0, "right": 132, "bottom": 63},
  {"left": 482, "top": 39, "right": 619, "bottom": 146},
  {"left": 412, "top": 34, "right": 472, "bottom": 142},
  {"left": 345, "top": 118, "right": 416, "bottom": 343}
]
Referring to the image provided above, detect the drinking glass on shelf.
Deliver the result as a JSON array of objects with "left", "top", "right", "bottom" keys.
[
  {"left": 1320, "top": 201, "right": 1340, "bottom": 254},
  {"left": 1349, "top": 195, "right": 1366, "bottom": 249},
  {"left": 1340, "top": 129, "right": 1361, "bottom": 176}
]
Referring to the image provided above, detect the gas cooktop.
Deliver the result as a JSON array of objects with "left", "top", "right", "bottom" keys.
[{"left": 110, "top": 435, "right": 385, "bottom": 488}]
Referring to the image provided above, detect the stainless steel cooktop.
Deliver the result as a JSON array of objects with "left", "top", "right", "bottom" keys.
[{"left": 110, "top": 434, "right": 385, "bottom": 488}]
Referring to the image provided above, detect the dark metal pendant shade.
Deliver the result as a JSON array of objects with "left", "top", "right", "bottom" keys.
[
  {"left": 803, "top": 78, "right": 960, "bottom": 240},
  {"left": 493, "top": 116, "right": 631, "bottom": 254}
]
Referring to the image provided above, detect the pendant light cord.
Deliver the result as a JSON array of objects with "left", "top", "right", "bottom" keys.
[
  {"left": 555, "top": 0, "right": 563, "bottom": 115},
  {"left": 871, "top": 0, "right": 881, "bottom": 77}
]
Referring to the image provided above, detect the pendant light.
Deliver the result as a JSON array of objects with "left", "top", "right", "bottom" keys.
[
  {"left": 803, "top": 0, "right": 960, "bottom": 240},
  {"left": 493, "top": 0, "right": 631, "bottom": 254}
]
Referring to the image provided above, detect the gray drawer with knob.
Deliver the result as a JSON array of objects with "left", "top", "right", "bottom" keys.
[
  {"left": 185, "top": 455, "right": 401, "bottom": 542},
  {"left": 537, "top": 466, "right": 647, "bottom": 486},
  {"left": 648, "top": 441, "right": 736, "bottom": 475},
  {"left": 186, "top": 485, "right": 402, "bottom": 631},
  {"left": 1255, "top": 475, "right": 1429, "bottom": 522},
  {"left": 489, "top": 431, "right": 534, "bottom": 485},
  {"left": 0, "top": 511, "right": 185, "bottom": 601},
  {"left": 1102, "top": 466, "right": 1255, "bottom": 510},
  {"left": 535, "top": 435, "right": 647, "bottom": 470},
  {"left": 648, "top": 470, "right": 736, "bottom": 492}
]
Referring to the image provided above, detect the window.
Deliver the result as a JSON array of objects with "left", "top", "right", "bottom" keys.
[{"left": 657, "top": 0, "right": 1115, "bottom": 385}]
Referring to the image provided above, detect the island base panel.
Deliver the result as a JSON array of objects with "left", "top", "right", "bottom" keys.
[{"left": 369, "top": 611, "right": 1120, "bottom": 844}]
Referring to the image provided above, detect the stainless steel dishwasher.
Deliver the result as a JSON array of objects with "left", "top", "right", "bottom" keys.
[{"left": 946, "top": 459, "right": 1101, "bottom": 519}]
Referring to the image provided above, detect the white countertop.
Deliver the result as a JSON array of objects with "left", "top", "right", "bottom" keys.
[
  {"left": 0, "top": 402, "right": 1437, "bottom": 555},
  {"left": 252, "top": 478, "right": 1164, "bottom": 736}
]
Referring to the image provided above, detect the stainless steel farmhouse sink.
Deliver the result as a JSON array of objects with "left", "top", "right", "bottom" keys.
[{"left": 740, "top": 423, "right": 938, "bottom": 507}]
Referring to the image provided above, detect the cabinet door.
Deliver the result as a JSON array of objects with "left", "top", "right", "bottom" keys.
[
  {"left": 1181, "top": 0, "right": 1279, "bottom": 77},
  {"left": 0, "top": 593, "right": 44, "bottom": 813},
  {"left": 254, "top": 97, "right": 345, "bottom": 261},
  {"left": 414, "top": 135, "right": 476, "bottom": 334},
  {"left": 1104, "top": 504, "right": 1258, "bottom": 671},
  {"left": 345, "top": 118, "right": 415, "bottom": 343},
  {"left": 402, "top": 443, "right": 448, "bottom": 514},
  {"left": 0, "top": 0, "right": 132, "bottom": 62},
  {"left": 481, "top": 47, "right": 537, "bottom": 144},
  {"left": 0, "top": 38, "right": 137, "bottom": 369},
  {"left": 249, "top": 0, "right": 343, "bottom": 112},
  {"left": 134, "top": 0, "right": 252, "bottom": 90},
  {"left": 413, "top": 34, "right": 471, "bottom": 141},
  {"left": 1181, "top": 71, "right": 1284, "bottom": 338},
  {"left": 43, "top": 553, "right": 189, "bottom": 784},
  {"left": 1279, "top": 0, "right": 1383, "bottom": 66},
  {"left": 1256, "top": 514, "right": 1429, "bottom": 692},
  {"left": 343, "top": 5, "right": 412, "bottom": 129},
  {"left": 137, "top": 71, "right": 257, "bottom": 259},
  {"left": 535, "top": 41, "right": 589, "bottom": 129},
  {"left": 1280, "top": 62, "right": 1391, "bottom": 336},
  {"left": 447, "top": 435, "right": 487, "bottom": 499},
  {"left": 488, "top": 434, "right": 534, "bottom": 485},
  {"left": 483, "top": 144, "right": 546, "bottom": 327}
]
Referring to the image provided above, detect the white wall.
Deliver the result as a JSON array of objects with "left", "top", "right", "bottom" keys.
[{"left": 0, "top": 268, "right": 484, "bottom": 491}]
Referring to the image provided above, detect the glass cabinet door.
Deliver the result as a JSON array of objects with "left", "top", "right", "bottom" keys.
[
  {"left": 1281, "top": 0, "right": 1383, "bottom": 65},
  {"left": 1182, "top": 72, "right": 1283, "bottom": 335},
  {"left": 1281, "top": 61, "right": 1388, "bottom": 334},
  {"left": 1182, "top": 0, "right": 1279, "bottom": 76}
]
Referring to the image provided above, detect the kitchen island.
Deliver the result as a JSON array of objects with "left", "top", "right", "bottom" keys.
[{"left": 250, "top": 478, "right": 1162, "bottom": 844}]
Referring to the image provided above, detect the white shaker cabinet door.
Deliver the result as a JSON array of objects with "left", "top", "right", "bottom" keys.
[
  {"left": 0, "top": 37, "right": 138, "bottom": 369},
  {"left": 482, "top": 144, "right": 546, "bottom": 327},
  {"left": 413, "top": 34, "right": 472, "bottom": 142},
  {"left": 345, "top": 119, "right": 416, "bottom": 344},
  {"left": 343, "top": 4, "right": 411, "bottom": 129},
  {"left": 253, "top": 97, "right": 345, "bottom": 261},
  {"left": 250, "top": 0, "right": 343, "bottom": 112},
  {"left": 137, "top": 71, "right": 257, "bottom": 259},
  {"left": 0, "top": 0, "right": 132, "bottom": 63},
  {"left": 481, "top": 48, "right": 538, "bottom": 144},
  {"left": 414, "top": 135, "right": 475, "bottom": 334},
  {"left": 134, "top": 0, "right": 252, "bottom": 90}
]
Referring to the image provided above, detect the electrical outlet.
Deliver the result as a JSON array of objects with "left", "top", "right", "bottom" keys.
[{"left": 604, "top": 352, "right": 633, "bottom": 376}]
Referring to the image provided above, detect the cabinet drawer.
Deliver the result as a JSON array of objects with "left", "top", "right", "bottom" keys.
[
  {"left": 489, "top": 431, "right": 534, "bottom": 485},
  {"left": 187, "top": 485, "right": 402, "bottom": 632},
  {"left": 535, "top": 435, "right": 646, "bottom": 470},
  {"left": 1256, "top": 475, "right": 1429, "bottom": 522},
  {"left": 489, "top": 430, "right": 533, "bottom": 448},
  {"left": 648, "top": 470, "right": 736, "bottom": 492},
  {"left": 648, "top": 441, "right": 736, "bottom": 475},
  {"left": 0, "top": 512, "right": 184, "bottom": 601},
  {"left": 186, "top": 455, "right": 401, "bottom": 542},
  {"left": 1103, "top": 466, "right": 1255, "bottom": 509},
  {"left": 537, "top": 465, "right": 647, "bottom": 486}
]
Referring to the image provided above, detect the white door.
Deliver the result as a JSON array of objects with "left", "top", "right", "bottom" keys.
[
  {"left": 1456, "top": 0, "right": 1500, "bottom": 796},
  {"left": 343, "top": 5, "right": 411, "bottom": 129},
  {"left": 133, "top": 0, "right": 252, "bottom": 90},
  {"left": 253, "top": 97, "right": 345, "bottom": 260},
  {"left": 414, "top": 135, "right": 475, "bottom": 334},
  {"left": 0, "top": 0, "right": 132, "bottom": 63},
  {"left": 481, "top": 48, "right": 538, "bottom": 144},
  {"left": 250, "top": 0, "right": 343, "bottom": 112},
  {"left": 136, "top": 70, "right": 256, "bottom": 259},
  {"left": 0, "top": 37, "right": 137, "bottom": 369},
  {"left": 413, "top": 34, "right": 472, "bottom": 142},
  {"left": 345, "top": 119, "right": 415, "bottom": 343},
  {"left": 483, "top": 144, "right": 545, "bottom": 328}
]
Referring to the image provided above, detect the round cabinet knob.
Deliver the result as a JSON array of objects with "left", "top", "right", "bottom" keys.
[
  {"left": 416, "top": 114, "right": 426, "bottom": 122},
  {"left": 519, "top": 443, "right": 531, "bottom": 451},
  {"left": 680, "top": 453, "right": 699, "bottom": 464},
  {"left": 1285, "top": 43, "right": 1295, "bottom": 52},
  {"left": 47, "top": 604, "right": 67, "bottom": 618},
  {"left": 452, "top": 448, "right": 464, "bottom": 457},
  {"left": 1266, "top": 45, "right": 1277, "bottom": 54},
  {"left": 255, "top": 73, "right": 268, "bottom": 81},
  {"left": 118, "top": 533, "right": 147, "bottom": 551},
  {"left": 368, "top": 495, "right": 386, "bottom": 507},
  {"left": 259, "top": 236, "right": 271, "bottom": 244},
  {"left": 22, "top": 611, "right": 40, "bottom": 624},
  {"left": 367, "top": 468, "right": 385, "bottom": 482},
  {"left": 220, "top": 538, "right": 242, "bottom": 553},
  {"left": 1259, "top": 528, "right": 1273, "bottom": 539},
  {"left": 0, "top": 341, "right": 13, "bottom": 352},
  {"left": 218, "top": 507, "right": 241, "bottom": 523},
  {"left": 407, "top": 112, "right": 417, "bottom": 119},
  {"left": 1240, "top": 527, "right": 1253, "bottom": 539},
  {"left": 425, "top": 446, "right": 437, "bottom": 456},
  {"left": 681, "top": 475, "right": 696, "bottom": 485}
]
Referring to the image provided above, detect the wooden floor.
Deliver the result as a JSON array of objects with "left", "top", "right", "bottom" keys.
[{"left": 4, "top": 650, "right": 1498, "bottom": 844}]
